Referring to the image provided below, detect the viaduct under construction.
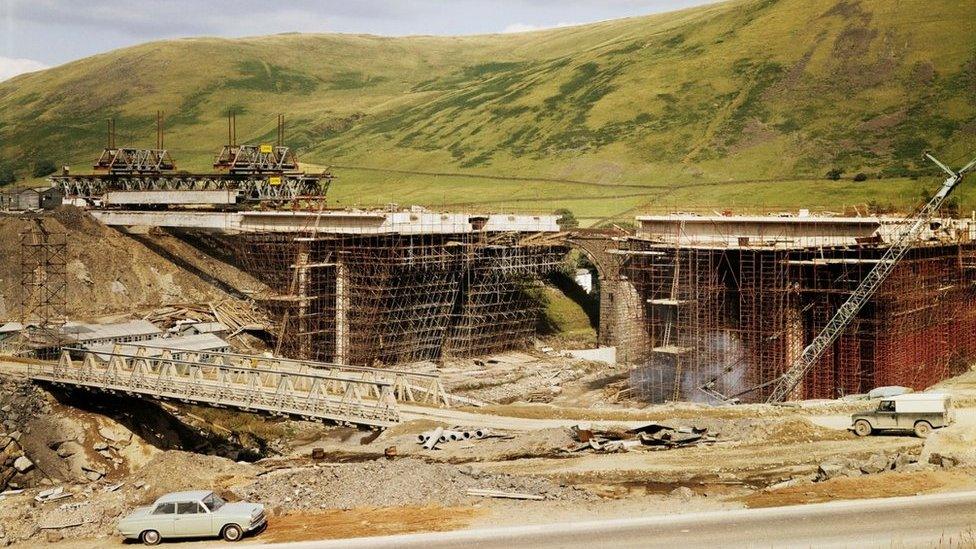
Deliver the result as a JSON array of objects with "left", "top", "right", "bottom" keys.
[{"left": 36, "top": 114, "right": 976, "bottom": 405}]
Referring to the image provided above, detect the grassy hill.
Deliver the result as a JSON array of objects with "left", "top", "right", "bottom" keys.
[{"left": 1, "top": 0, "right": 974, "bottom": 225}]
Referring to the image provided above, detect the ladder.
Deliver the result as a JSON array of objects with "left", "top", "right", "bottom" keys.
[{"left": 766, "top": 153, "right": 976, "bottom": 403}]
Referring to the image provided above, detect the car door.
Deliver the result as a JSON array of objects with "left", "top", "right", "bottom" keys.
[
  {"left": 150, "top": 502, "right": 176, "bottom": 536},
  {"left": 174, "top": 501, "right": 212, "bottom": 537},
  {"left": 874, "top": 401, "right": 897, "bottom": 428}
]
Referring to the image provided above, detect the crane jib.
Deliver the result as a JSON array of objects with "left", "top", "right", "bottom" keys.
[{"left": 765, "top": 153, "right": 976, "bottom": 403}]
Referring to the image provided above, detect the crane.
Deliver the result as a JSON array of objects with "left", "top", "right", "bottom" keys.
[{"left": 764, "top": 153, "right": 976, "bottom": 403}]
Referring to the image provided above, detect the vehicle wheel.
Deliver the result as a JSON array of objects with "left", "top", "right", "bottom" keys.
[
  {"left": 222, "top": 524, "right": 243, "bottom": 542},
  {"left": 141, "top": 530, "right": 161, "bottom": 546},
  {"left": 914, "top": 421, "right": 933, "bottom": 438},
  {"left": 853, "top": 420, "right": 872, "bottom": 437}
]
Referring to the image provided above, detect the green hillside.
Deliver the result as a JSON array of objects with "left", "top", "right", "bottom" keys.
[{"left": 1, "top": 0, "right": 974, "bottom": 224}]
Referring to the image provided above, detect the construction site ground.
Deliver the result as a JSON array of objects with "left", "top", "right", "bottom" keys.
[{"left": 4, "top": 353, "right": 976, "bottom": 547}]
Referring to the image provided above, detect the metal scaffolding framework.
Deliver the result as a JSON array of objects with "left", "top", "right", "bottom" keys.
[
  {"left": 19, "top": 224, "right": 68, "bottom": 349},
  {"left": 232, "top": 230, "right": 565, "bottom": 366},
  {"left": 618, "top": 226, "right": 976, "bottom": 403}
]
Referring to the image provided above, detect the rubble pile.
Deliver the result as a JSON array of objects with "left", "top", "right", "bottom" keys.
[
  {"left": 233, "top": 458, "right": 592, "bottom": 510},
  {"left": 0, "top": 480, "right": 152, "bottom": 545},
  {"left": 815, "top": 451, "right": 923, "bottom": 482},
  {"left": 130, "top": 451, "right": 256, "bottom": 501},
  {"left": 0, "top": 378, "right": 49, "bottom": 492}
]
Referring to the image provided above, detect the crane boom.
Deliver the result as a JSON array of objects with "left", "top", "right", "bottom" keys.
[{"left": 766, "top": 153, "right": 976, "bottom": 403}]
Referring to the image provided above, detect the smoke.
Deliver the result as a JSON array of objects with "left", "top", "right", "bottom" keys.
[{"left": 630, "top": 331, "right": 751, "bottom": 404}]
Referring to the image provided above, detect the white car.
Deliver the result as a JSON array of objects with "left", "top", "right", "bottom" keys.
[{"left": 117, "top": 490, "right": 266, "bottom": 545}]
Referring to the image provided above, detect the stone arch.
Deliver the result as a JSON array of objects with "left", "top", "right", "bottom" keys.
[{"left": 564, "top": 230, "right": 644, "bottom": 363}]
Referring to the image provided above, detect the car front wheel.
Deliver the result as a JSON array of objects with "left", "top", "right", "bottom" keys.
[
  {"left": 222, "top": 524, "right": 243, "bottom": 542},
  {"left": 853, "top": 419, "right": 872, "bottom": 437},
  {"left": 141, "top": 530, "right": 161, "bottom": 546}
]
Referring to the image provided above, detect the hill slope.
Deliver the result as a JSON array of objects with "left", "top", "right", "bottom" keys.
[{"left": 1, "top": 0, "right": 974, "bottom": 223}]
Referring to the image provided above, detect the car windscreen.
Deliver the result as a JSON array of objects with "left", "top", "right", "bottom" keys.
[{"left": 203, "top": 493, "right": 225, "bottom": 512}]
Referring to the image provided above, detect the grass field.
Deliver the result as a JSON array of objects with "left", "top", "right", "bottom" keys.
[{"left": 1, "top": 0, "right": 974, "bottom": 224}]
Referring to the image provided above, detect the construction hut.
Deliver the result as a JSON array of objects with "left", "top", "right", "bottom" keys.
[
  {"left": 0, "top": 186, "right": 63, "bottom": 211},
  {"left": 61, "top": 320, "right": 163, "bottom": 347},
  {"left": 85, "top": 333, "right": 231, "bottom": 360}
]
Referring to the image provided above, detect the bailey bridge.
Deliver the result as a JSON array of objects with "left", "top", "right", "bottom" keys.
[{"left": 27, "top": 346, "right": 465, "bottom": 428}]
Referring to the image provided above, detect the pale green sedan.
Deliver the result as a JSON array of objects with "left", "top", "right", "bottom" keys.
[{"left": 118, "top": 490, "right": 266, "bottom": 545}]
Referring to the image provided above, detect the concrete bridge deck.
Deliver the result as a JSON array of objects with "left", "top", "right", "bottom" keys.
[{"left": 90, "top": 209, "right": 560, "bottom": 234}]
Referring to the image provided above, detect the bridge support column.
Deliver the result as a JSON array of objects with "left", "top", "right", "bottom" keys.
[
  {"left": 296, "top": 245, "right": 311, "bottom": 360},
  {"left": 335, "top": 261, "right": 348, "bottom": 365},
  {"left": 598, "top": 276, "right": 614, "bottom": 347},
  {"left": 612, "top": 277, "right": 646, "bottom": 365}
]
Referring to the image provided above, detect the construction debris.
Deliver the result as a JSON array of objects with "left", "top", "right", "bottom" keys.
[
  {"left": 568, "top": 423, "right": 719, "bottom": 453},
  {"left": 34, "top": 486, "right": 69, "bottom": 503},
  {"left": 630, "top": 424, "right": 715, "bottom": 448},
  {"left": 12, "top": 455, "right": 32, "bottom": 473},
  {"left": 143, "top": 300, "right": 270, "bottom": 349},
  {"left": 233, "top": 458, "right": 587, "bottom": 511},
  {"left": 466, "top": 488, "right": 544, "bottom": 500}
]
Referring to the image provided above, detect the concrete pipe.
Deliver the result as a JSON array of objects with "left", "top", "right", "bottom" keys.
[
  {"left": 423, "top": 427, "right": 444, "bottom": 450},
  {"left": 474, "top": 429, "right": 488, "bottom": 438},
  {"left": 445, "top": 430, "right": 464, "bottom": 442}
]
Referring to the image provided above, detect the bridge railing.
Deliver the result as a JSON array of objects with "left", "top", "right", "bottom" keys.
[{"left": 29, "top": 348, "right": 400, "bottom": 427}]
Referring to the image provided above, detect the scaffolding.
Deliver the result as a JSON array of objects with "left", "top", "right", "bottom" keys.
[
  {"left": 19, "top": 223, "right": 68, "bottom": 351},
  {"left": 619, "top": 219, "right": 976, "bottom": 403},
  {"left": 232, "top": 229, "right": 565, "bottom": 366}
]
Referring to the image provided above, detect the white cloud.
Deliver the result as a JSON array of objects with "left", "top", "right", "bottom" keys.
[
  {"left": 0, "top": 56, "right": 49, "bottom": 81},
  {"left": 501, "top": 21, "right": 579, "bottom": 33}
]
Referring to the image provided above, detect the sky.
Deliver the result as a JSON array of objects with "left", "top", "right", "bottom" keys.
[{"left": 0, "top": 0, "right": 717, "bottom": 81}]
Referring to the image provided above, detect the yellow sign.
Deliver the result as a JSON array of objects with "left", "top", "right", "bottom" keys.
[
  {"left": 260, "top": 144, "right": 273, "bottom": 154},
  {"left": 268, "top": 176, "right": 282, "bottom": 186}
]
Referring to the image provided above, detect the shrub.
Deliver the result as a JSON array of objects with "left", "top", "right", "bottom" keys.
[
  {"left": 826, "top": 168, "right": 843, "bottom": 181},
  {"left": 554, "top": 208, "right": 579, "bottom": 229},
  {"left": 853, "top": 172, "right": 868, "bottom": 182},
  {"left": 32, "top": 159, "right": 56, "bottom": 177}
]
